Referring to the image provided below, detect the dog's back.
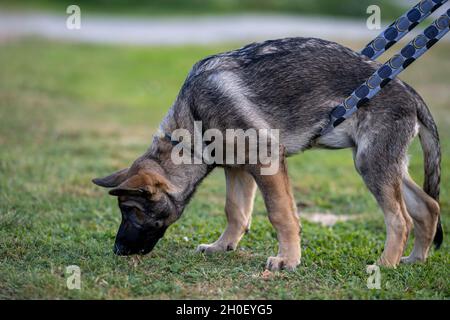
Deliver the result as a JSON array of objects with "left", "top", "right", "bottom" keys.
[{"left": 177, "top": 37, "right": 424, "bottom": 153}]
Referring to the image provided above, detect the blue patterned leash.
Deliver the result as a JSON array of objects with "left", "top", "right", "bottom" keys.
[
  {"left": 320, "top": 6, "right": 450, "bottom": 135},
  {"left": 361, "top": 0, "right": 447, "bottom": 60}
]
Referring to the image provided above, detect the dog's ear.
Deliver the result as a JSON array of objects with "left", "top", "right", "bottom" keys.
[
  {"left": 92, "top": 168, "right": 129, "bottom": 188},
  {"left": 109, "top": 170, "right": 176, "bottom": 197}
]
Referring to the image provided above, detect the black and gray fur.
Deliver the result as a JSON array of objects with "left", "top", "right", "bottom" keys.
[{"left": 94, "top": 37, "right": 442, "bottom": 266}]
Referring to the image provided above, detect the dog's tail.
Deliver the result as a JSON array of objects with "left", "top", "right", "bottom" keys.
[{"left": 413, "top": 89, "right": 443, "bottom": 249}]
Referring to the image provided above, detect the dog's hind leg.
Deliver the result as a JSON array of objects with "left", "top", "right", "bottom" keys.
[
  {"left": 196, "top": 167, "right": 257, "bottom": 253},
  {"left": 354, "top": 137, "right": 412, "bottom": 267},
  {"left": 401, "top": 175, "right": 440, "bottom": 263}
]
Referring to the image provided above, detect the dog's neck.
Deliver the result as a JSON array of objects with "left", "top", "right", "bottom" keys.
[
  {"left": 166, "top": 157, "right": 212, "bottom": 208},
  {"left": 145, "top": 101, "right": 216, "bottom": 215},
  {"left": 145, "top": 137, "right": 213, "bottom": 217}
]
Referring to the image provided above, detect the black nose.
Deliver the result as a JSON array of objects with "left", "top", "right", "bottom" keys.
[{"left": 113, "top": 243, "right": 131, "bottom": 256}]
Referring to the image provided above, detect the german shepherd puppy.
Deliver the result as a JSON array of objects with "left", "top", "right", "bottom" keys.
[{"left": 93, "top": 37, "right": 442, "bottom": 271}]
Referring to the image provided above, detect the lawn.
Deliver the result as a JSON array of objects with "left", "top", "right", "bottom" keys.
[{"left": 0, "top": 38, "right": 448, "bottom": 299}]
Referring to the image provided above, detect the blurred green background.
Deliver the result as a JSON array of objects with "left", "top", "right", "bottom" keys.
[{"left": 2, "top": 0, "right": 404, "bottom": 18}]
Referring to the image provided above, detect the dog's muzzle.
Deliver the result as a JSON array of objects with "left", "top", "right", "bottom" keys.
[{"left": 113, "top": 227, "right": 167, "bottom": 256}]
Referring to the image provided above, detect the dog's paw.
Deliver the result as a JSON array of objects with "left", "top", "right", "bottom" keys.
[
  {"left": 400, "top": 255, "right": 425, "bottom": 264},
  {"left": 196, "top": 243, "right": 234, "bottom": 254},
  {"left": 376, "top": 256, "right": 399, "bottom": 268},
  {"left": 265, "top": 256, "right": 300, "bottom": 271}
]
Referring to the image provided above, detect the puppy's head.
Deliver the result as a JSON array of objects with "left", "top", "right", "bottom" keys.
[{"left": 93, "top": 159, "right": 178, "bottom": 256}]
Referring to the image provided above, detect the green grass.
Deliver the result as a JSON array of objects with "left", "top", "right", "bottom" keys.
[
  {"left": 0, "top": 38, "right": 448, "bottom": 299},
  {"left": 1, "top": 0, "right": 404, "bottom": 19}
]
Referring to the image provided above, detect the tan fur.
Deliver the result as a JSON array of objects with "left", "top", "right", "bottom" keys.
[
  {"left": 198, "top": 151, "right": 301, "bottom": 271},
  {"left": 377, "top": 181, "right": 410, "bottom": 267},
  {"left": 401, "top": 176, "right": 440, "bottom": 263},
  {"left": 112, "top": 169, "right": 177, "bottom": 195},
  {"left": 250, "top": 154, "right": 301, "bottom": 271},
  {"left": 197, "top": 168, "right": 257, "bottom": 253}
]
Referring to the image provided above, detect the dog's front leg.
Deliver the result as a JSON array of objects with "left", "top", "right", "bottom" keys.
[
  {"left": 197, "top": 168, "right": 257, "bottom": 253},
  {"left": 251, "top": 158, "right": 301, "bottom": 271}
]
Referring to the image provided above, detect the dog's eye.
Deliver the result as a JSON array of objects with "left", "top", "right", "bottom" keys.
[
  {"left": 120, "top": 203, "right": 146, "bottom": 223},
  {"left": 135, "top": 209, "right": 146, "bottom": 222},
  {"left": 152, "top": 220, "right": 163, "bottom": 228},
  {"left": 129, "top": 207, "right": 146, "bottom": 223},
  {"left": 121, "top": 200, "right": 145, "bottom": 211}
]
